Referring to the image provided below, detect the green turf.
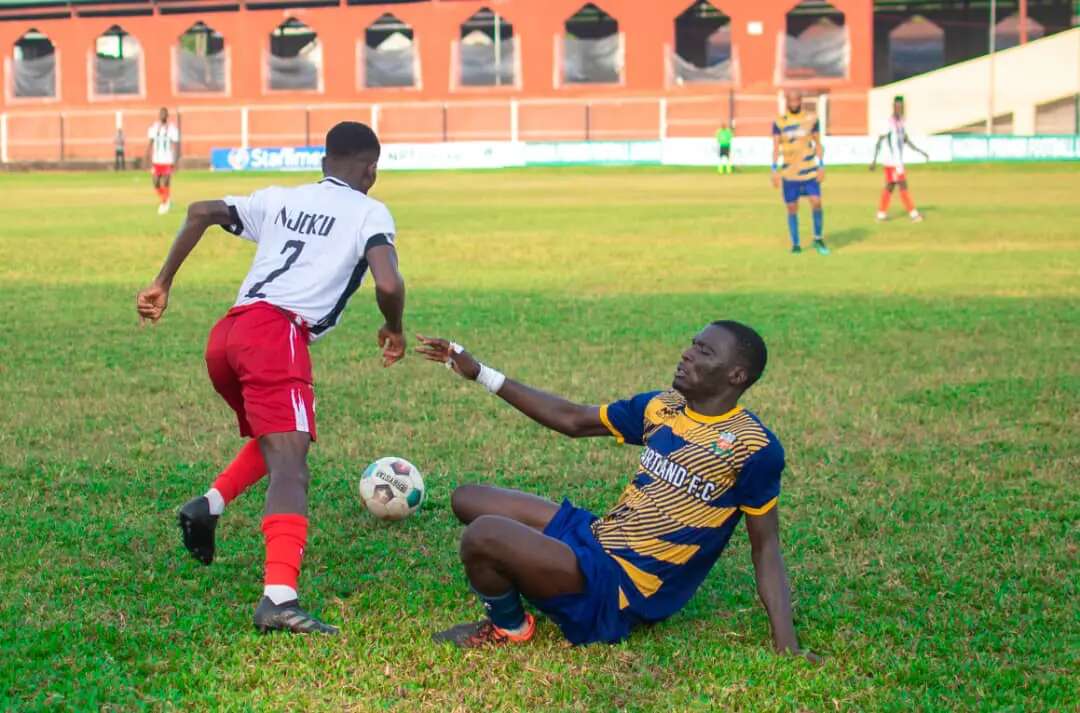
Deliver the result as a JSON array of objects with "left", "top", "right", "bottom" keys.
[{"left": 0, "top": 164, "right": 1077, "bottom": 712}]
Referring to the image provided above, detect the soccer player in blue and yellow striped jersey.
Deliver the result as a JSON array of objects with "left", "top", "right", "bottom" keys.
[
  {"left": 416, "top": 323, "right": 818, "bottom": 662},
  {"left": 772, "top": 90, "right": 829, "bottom": 255}
]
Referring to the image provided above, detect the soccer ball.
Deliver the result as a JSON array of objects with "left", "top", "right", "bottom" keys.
[{"left": 358, "top": 457, "right": 425, "bottom": 521}]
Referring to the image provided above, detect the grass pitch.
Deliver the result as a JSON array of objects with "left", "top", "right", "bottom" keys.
[{"left": 0, "top": 164, "right": 1077, "bottom": 712}]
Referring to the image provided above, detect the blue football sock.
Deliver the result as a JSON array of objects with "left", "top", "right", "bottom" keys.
[
  {"left": 787, "top": 213, "right": 800, "bottom": 247},
  {"left": 812, "top": 208, "right": 823, "bottom": 240},
  {"left": 473, "top": 586, "right": 526, "bottom": 631}
]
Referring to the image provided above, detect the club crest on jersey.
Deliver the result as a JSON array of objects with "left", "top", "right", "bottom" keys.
[
  {"left": 710, "top": 432, "right": 737, "bottom": 457},
  {"left": 275, "top": 207, "right": 337, "bottom": 237}
]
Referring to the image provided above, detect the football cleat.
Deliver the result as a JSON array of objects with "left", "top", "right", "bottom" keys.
[
  {"left": 910, "top": 212, "right": 924, "bottom": 223},
  {"left": 432, "top": 613, "right": 536, "bottom": 649},
  {"left": 790, "top": 245, "right": 802, "bottom": 254},
  {"left": 254, "top": 597, "right": 339, "bottom": 635},
  {"left": 876, "top": 211, "right": 889, "bottom": 222},
  {"left": 178, "top": 496, "right": 218, "bottom": 565},
  {"left": 813, "top": 238, "right": 831, "bottom": 256}
]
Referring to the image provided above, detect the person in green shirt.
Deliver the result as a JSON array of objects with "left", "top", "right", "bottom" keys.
[{"left": 716, "top": 123, "right": 734, "bottom": 174}]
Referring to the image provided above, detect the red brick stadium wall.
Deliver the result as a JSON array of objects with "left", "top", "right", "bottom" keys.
[{"left": 0, "top": 0, "right": 872, "bottom": 158}]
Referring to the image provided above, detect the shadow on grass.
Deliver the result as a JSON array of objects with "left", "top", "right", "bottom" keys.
[{"left": 828, "top": 228, "right": 871, "bottom": 250}]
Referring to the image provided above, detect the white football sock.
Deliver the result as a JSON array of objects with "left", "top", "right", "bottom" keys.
[
  {"left": 204, "top": 488, "right": 225, "bottom": 516},
  {"left": 264, "top": 585, "right": 299, "bottom": 605}
]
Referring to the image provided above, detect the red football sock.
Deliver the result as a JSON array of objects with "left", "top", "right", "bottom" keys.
[
  {"left": 879, "top": 189, "right": 892, "bottom": 212},
  {"left": 161, "top": 185, "right": 171, "bottom": 203},
  {"left": 900, "top": 189, "right": 916, "bottom": 213},
  {"left": 155, "top": 185, "right": 165, "bottom": 201},
  {"left": 262, "top": 513, "right": 308, "bottom": 591},
  {"left": 211, "top": 439, "right": 267, "bottom": 504}
]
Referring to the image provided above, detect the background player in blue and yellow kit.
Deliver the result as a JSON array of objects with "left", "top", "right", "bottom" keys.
[
  {"left": 415, "top": 323, "right": 818, "bottom": 662},
  {"left": 772, "top": 90, "right": 829, "bottom": 255}
]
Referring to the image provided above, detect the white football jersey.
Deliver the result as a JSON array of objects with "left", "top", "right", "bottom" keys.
[
  {"left": 879, "top": 116, "right": 906, "bottom": 169},
  {"left": 147, "top": 122, "right": 179, "bottom": 165},
  {"left": 223, "top": 176, "right": 396, "bottom": 341}
]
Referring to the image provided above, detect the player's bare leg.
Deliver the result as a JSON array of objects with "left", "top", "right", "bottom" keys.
[
  {"left": 878, "top": 181, "right": 896, "bottom": 221},
  {"left": 253, "top": 431, "right": 338, "bottom": 635},
  {"left": 897, "top": 178, "right": 922, "bottom": 222},
  {"left": 808, "top": 195, "right": 829, "bottom": 255},
  {"left": 434, "top": 514, "right": 585, "bottom": 648},
  {"left": 450, "top": 484, "right": 560, "bottom": 530}
]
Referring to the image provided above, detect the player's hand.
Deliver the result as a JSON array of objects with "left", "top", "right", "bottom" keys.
[
  {"left": 136, "top": 281, "right": 169, "bottom": 325},
  {"left": 817, "top": 168, "right": 825, "bottom": 184},
  {"left": 415, "top": 335, "right": 481, "bottom": 381},
  {"left": 920, "top": 150, "right": 930, "bottom": 161},
  {"left": 378, "top": 325, "right": 405, "bottom": 367},
  {"left": 769, "top": 172, "right": 780, "bottom": 189}
]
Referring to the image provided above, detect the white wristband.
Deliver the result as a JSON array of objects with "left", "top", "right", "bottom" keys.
[{"left": 476, "top": 363, "right": 506, "bottom": 394}]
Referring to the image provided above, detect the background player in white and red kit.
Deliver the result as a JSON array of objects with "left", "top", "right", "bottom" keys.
[
  {"left": 870, "top": 95, "right": 928, "bottom": 222},
  {"left": 136, "top": 122, "right": 406, "bottom": 634},
  {"left": 146, "top": 107, "right": 181, "bottom": 214}
]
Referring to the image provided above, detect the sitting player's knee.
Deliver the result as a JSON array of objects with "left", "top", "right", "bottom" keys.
[
  {"left": 451, "top": 484, "right": 483, "bottom": 523},
  {"left": 459, "top": 515, "right": 503, "bottom": 561}
]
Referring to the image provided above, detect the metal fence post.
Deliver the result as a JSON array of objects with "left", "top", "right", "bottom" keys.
[
  {"left": 442, "top": 103, "right": 448, "bottom": 142},
  {"left": 241, "top": 106, "right": 249, "bottom": 149},
  {"left": 59, "top": 114, "right": 65, "bottom": 162}
]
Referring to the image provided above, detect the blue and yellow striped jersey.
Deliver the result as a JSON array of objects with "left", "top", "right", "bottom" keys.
[
  {"left": 773, "top": 110, "right": 821, "bottom": 182},
  {"left": 596, "top": 390, "right": 783, "bottom": 623}
]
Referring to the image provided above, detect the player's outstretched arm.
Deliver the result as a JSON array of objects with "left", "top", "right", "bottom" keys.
[
  {"left": 136, "top": 200, "right": 232, "bottom": 325},
  {"left": 746, "top": 507, "right": 820, "bottom": 664},
  {"left": 367, "top": 244, "right": 406, "bottom": 367},
  {"left": 415, "top": 336, "right": 610, "bottom": 438}
]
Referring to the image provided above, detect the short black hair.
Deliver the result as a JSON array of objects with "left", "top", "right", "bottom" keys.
[
  {"left": 325, "top": 121, "right": 380, "bottom": 159},
  {"left": 711, "top": 320, "right": 768, "bottom": 387}
]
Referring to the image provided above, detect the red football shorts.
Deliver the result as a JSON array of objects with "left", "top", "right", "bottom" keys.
[
  {"left": 205, "top": 302, "right": 317, "bottom": 441},
  {"left": 152, "top": 163, "right": 174, "bottom": 178},
  {"left": 884, "top": 165, "right": 906, "bottom": 183}
]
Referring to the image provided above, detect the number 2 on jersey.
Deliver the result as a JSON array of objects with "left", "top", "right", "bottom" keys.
[{"left": 246, "top": 240, "right": 305, "bottom": 299}]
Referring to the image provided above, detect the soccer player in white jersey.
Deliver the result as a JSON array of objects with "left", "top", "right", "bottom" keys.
[
  {"left": 136, "top": 122, "right": 406, "bottom": 634},
  {"left": 870, "top": 95, "right": 928, "bottom": 222},
  {"left": 146, "top": 107, "right": 181, "bottom": 215}
]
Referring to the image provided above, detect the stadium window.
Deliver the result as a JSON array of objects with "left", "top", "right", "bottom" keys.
[
  {"left": 888, "top": 16, "right": 944, "bottom": 82},
  {"left": 11, "top": 29, "right": 56, "bottom": 99},
  {"left": 457, "top": 8, "right": 516, "bottom": 88},
  {"left": 672, "top": 1, "right": 732, "bottom": 85},
  {"left": 562, "top": 3, "right": 623, "bottom": 85},
  {"left": 784, "top": 1, "right": 848, "bottom": 80},
  {"left": 176, "top": 22, "right": 227, "bottom": 94},
  {"left": 268, "top": 18, "right": 322, "bottom": 92},
  {"left": 94, "top": 25, "right": 143, "bottom": 97},
  {"left": 362, "top": 13, "right": 417, "bottom": 88},
  {"left": 994, "top": 14, "right": 1045, "bottom": 51}
]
